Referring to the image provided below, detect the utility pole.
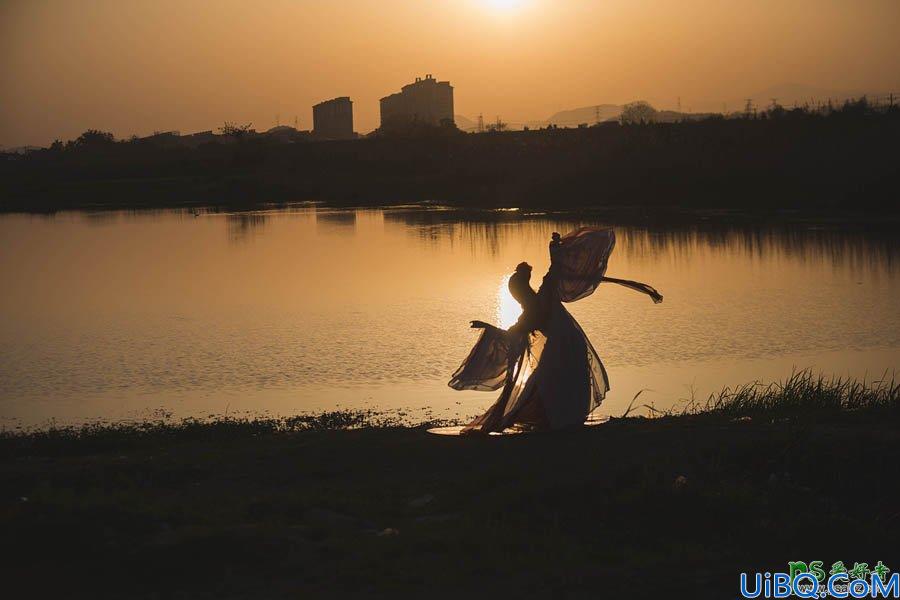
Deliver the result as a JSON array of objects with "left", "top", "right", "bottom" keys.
[
  {"left": 677, "top": 96, "right": 682, "bottom": 112},
  {"left": 595, "top": 105, "right": 600, "bottom": 124}
]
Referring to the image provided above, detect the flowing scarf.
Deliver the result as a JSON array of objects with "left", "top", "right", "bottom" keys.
[
  {"left": 551, "top": 227, "right": 664, "bottom": 304},
  {"left": 601, "top": 276, "right": 664, "bottom": 304}
]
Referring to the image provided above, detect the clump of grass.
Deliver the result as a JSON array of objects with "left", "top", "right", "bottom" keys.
[{"left": 697, "top": 369, "right": 898, "bottom": 417}]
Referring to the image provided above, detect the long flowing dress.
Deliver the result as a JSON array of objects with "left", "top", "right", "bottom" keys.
[{"left": 448, "top": 227, "right": 662, "bottom": 434}]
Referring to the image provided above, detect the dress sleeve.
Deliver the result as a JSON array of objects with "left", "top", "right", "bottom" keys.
[
  {"left": 548, "top": 228, "right": 663, "bottom": 304},
  {"left": 548, "top": 227, "right": 616, "bottom": 303},
  {"left": 447, "top": 326, "right": 511, "bottom": 391}
]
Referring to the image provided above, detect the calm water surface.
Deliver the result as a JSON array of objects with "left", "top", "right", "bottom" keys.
[{"left": 1, "top": 206, "right": 898, "bottom": 427}]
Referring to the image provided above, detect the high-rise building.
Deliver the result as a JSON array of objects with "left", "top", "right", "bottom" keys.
[
  {"left": 312, "top": 97, "right": 354, "bottom": 140},
  {"left": 380, "top": 75, "right": 454, "bottom": 130}
]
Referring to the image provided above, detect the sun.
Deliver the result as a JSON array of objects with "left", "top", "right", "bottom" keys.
[{"left": 496, "top": 274, "right": 523, "bottom": 329}]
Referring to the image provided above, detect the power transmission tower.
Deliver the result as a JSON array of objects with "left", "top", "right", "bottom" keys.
[
  {"left": 677, "top": 96, "right": 682, "bottom": 112},
  {"left": 744, "top": 99, "right": 753, "bottom": 117},
  {"left": 594, "top": 105, "right": 600, "bottom": 124},
  {"left": 477, "top": 113, "right": 484, "bottom": 133}
]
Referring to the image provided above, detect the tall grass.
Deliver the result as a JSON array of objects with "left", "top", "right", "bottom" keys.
[{"left": 697, "top": 369, "right": 899, "bottom": 417}]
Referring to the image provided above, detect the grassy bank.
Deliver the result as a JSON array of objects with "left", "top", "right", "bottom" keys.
[{"left": 1, "top": 373, "right": 898, "bottom": 598}]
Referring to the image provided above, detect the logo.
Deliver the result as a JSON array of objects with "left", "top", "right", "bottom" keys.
[{"left": 739, "top": 561, "right": 897, "bottom": 598}]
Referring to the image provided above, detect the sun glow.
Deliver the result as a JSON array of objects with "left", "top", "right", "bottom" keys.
[
  {"left": 485, "top": 0, "right": 526, "bottom": 13},
  {"left": 496, "top": 275, "right": 523, "bottom": 329}
]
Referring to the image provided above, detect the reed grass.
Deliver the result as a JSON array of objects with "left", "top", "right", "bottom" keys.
[{"left": 696, "top": 369, "right": 898, "bottom": 417}]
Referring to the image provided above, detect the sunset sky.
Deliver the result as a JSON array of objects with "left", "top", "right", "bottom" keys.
[{"left": 2, "top": 0, "right": 899, "bottom": 147}]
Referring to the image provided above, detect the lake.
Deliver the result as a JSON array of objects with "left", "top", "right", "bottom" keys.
[{"left": 1, "top": 205, "right": 898, "bottom": 428}]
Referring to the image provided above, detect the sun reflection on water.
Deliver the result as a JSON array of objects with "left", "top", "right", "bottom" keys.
[{"left": 496, "top": 274, "right": 522, "bottom": 329}]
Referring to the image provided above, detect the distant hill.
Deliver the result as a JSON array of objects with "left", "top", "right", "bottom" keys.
[
  {"left": 543, "top": 104, "right": 720, "bottom": 126},
  {"left": 456, "top": 103, "right": 716, "bottom": 132},
  {"left": 455, "top": 83, "right": 889, "bottom": 133},
  {"left": 543, "top": 104, "right": 622, "bottom": 127},
  {"left": 454, "top": 114, "right": 477, "bottom": 132},
  {"left": 456, "top": 105, "right": 622, "bottom": 132}
]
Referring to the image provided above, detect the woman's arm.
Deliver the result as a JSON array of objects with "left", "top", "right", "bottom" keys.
[
  {"left": 536, "top": 232, "right": 563, "bottom": 299},
  {"left": 548, "top": 232, "right": 561, "bottom": 271},
  {"left": 471, "top": 319, "right": 524, "bottom": 338}
]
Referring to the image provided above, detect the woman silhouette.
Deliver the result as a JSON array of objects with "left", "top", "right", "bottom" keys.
[{"left": 449, "top": 227, "right": 662, "bottom": 434}]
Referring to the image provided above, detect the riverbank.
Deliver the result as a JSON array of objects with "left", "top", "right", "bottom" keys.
[
  {"left": 1, "top": 375, "right": 897, "bottom": 598},
  {"left": 3, "top": 103, "right": 898, "bottom": 214}
]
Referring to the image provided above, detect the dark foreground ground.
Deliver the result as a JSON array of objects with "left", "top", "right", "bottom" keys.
[{"left": 1, "top": 407, "right": 898, "bottom": 599}]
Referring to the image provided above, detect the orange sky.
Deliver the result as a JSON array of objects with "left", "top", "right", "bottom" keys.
[{"left": 2, "top": 0, "right": 899, "bottom": 146}]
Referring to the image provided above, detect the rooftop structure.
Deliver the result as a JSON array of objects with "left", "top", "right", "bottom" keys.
[{"left": 380, "top": 75, "right": 454, "bottom": 130}]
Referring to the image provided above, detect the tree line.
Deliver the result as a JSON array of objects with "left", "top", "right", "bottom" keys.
[{"left": 2, "top": 97, "right": 897, "bottom": 214}]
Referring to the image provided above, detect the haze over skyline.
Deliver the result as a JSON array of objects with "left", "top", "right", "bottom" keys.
[{"left": 2, "top": 0, "right": 899, "bottom": 147}]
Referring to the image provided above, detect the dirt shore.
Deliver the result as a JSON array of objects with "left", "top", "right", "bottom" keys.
[{"left": 1, "top": 410, "right": 897, "bottom": 598}]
